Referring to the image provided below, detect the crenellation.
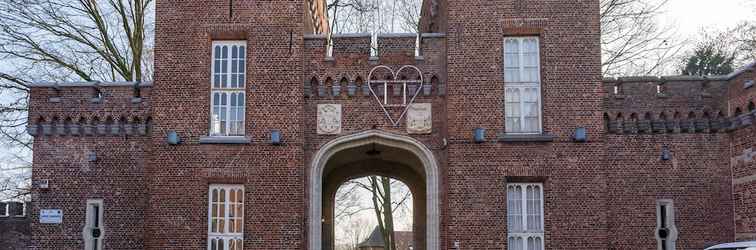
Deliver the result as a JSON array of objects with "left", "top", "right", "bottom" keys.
[
  {"left": 602, "top": 76, "right": 737, "bottom": 135},
  {"left": 27, "top": 83, "right": 152, "bottom": 138},
  {"left": 305, "top": 33, "right": 444, "bottom": 62}
]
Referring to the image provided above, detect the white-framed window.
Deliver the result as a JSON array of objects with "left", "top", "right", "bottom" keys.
[
  {"left": 504, "top": 37, "right": 542, "bottom": 134},
  {"left": 208, "top": 184, "right": 244, "bottom": 250},
  {"left": 3, "top": 201, "right": 25, "bottom": 217},
  {"left": 83, "top": 199, "right": 104, "bottom": 250},
  {"left": 656, "top": 200, "right": 677, "bottom": 250},
  {"left": 210, "top": 41, "right": 247, "bottom": 137},
  {"left": 507, "top": 183, "right": 544, "bottom": 250}
]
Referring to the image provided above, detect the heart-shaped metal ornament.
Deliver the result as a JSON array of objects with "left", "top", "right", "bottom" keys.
[{"left": 367, "top": 65, "right": 425, "bottom": 127}]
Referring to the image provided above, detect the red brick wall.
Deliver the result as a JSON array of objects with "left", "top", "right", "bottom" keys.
[
  {"left": 27, "top": 83, "right": 150, "bottom": 249},
  {"left": 26, "top": 0, "right": 756, "bottom": 249},
  {"left": 606, "top": 135, "right": 733, "bottom": 249},
  {"left": 31, "top": 136, "right": 149, "bottom": 249},
  {"left": 442, "top": 0, "right": 609, "bottom": 249},
  {"left": 729, "top": 74, "right": 756, "bottom": 241},
  {"left": 147, "top": 0, "right": 307, "bottom": 249}
]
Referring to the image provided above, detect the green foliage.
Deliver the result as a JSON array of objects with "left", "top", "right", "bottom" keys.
[{"left": 680, "top": 43, "right": 736, "bottom": 76}]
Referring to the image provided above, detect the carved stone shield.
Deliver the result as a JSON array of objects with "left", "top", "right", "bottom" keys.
[
  {"left": 317, "top": 104, "right": 342, "bottom": 135},
  {"left": 406, "top": 103, "right": 432, "bottom": 134}
]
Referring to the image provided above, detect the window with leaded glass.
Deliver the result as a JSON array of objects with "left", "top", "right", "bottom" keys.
[
  {"left": 507, "top": 183, "right": 544, "bottom": 250},
  {"left": 208, "top": 184, "right": 244, "bottom": 250},
  {"left": 210, "top": 41, "right": 246, "bottom": 137},
  {"left": 504, "top": 37, "right": 542, "bottom": 134}
]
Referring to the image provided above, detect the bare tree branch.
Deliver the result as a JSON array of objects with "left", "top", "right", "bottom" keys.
[{"left": 600, "top": 0, "right": 684, "bottom": 76}]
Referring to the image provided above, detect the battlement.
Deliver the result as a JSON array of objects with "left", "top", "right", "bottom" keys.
[
  {"left": 304, "top": 33, "right": 445, "bottom": 63},
  {"left": 603, "top": 77, "right": 728, "bottom": 110},
  {"left": 27, "top": 82, "right": 152, "bottom": 137},
  {"left": 602, "top": 66, "right": 756, "bottom": 134},
  {"left": 303, "top": 32, "right": 447, "bottom": 102}
]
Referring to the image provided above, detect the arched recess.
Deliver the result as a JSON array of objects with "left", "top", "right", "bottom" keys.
[{"left": 309, "top": 130, "right": 440, "bottom": 250}]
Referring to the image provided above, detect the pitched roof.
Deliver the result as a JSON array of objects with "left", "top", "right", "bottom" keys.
[
  {"left": 358, "top": 227, "right": 414, "bottom": 249},
  {"left": 358, "top": 227, "right": 385, "bottom": 247}
]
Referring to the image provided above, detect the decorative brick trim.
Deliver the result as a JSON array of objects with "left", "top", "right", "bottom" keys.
[
  {"left": 204, "top": 175, "right": 247, "bottom": 184},
  {"left": 506, "top": 176, "right": 548, "bottom": 183},
  {"left": 502, "top": 18, "right": 549, "bottom": 35},
  {"left": 205, "top": 24, "right": 250, "bottom": 40}
]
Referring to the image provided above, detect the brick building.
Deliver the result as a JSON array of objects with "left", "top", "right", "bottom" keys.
[
  {"left": 23, "top": 0, "right": 756, "bottom": 249},
  {"left": 0, "top": 201, "right": 31, "bottom": 250}
]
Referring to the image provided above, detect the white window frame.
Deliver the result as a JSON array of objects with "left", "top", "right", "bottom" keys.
[
  {"left": 503, "top": 37, "right": 543, "bottom": 134},
  {"left": 3, "top": 201, "right": 26, "bottom": 217},
  {"left": 655, "top": 199, "right": 678, "bottom": 250},
  {"left": 208, "top": 184, "right": 245, "bottom": 250},
  {"left": 507, "top": 183, "right": 544, "bottom": 250},
  {"left": 210, "top": 41, "right": 247, "bottom": 137},
  {"left": 83, "top": 199, "right": 104, "bottom": 250}
]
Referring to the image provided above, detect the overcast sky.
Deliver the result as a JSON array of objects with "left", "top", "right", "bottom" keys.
[{"left": 661, "top": 0, "right": 755, "bottom": 38}]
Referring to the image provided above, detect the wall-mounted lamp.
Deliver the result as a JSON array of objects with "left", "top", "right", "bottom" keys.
[
  {"left": 271, "top": 130, "right": 282, "bottom": 145},
  {"left": 661, "top": 146, "right": 671, "bottom": 161},
  {"left": 474, "top": 128, "right": 486, "bottom": 143},
  {"left": 573, "top": 127, "right": 587, "bottom": 142},
  {"left": 87, "top": 152, "right": 97, "bottom": 162},
  {"left": 166, "top": 130, "right": 181, "bottom": 145}
]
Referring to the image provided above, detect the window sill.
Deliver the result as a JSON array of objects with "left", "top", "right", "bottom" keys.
[
  {"left": 498, "top": 133, "right": 556, "bottom": 142},
  {"left": 199, "top": 136, "right": 251, "bottom": 144}
]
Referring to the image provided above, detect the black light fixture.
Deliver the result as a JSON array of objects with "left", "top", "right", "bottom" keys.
[
  {"left": 573, "top": 127, "right": 587, "bottom": 142},
  {"left": 661, "top": 146, "right": 671, "bottom": 161},
  {"left": 166, "top": 130, "right": 181, "bottom": 145},
  {"left": 271, "top": 130, "right": 282, "bottom": 145},
  {"left": 366, "top": 143, "right": 381, "bottom": 156},
  {"left": 87, "top": 152, "right": 97, "bottom": 162},
  {"left": 474, "top": 128, "right": 486, "bottom": 143}
]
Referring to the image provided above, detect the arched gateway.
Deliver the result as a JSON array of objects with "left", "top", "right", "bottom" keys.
[{"left": 309, "top": 130, "right": 440, "bottom": 250}]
